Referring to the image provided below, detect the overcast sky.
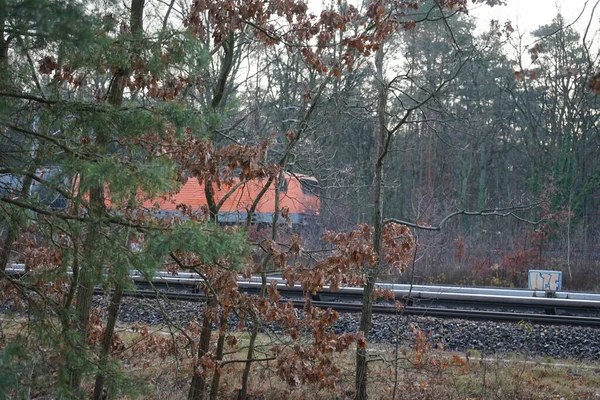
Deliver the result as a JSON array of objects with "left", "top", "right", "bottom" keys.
[{"left": 469, "top": 0, "right": 599, "bottom": 38}]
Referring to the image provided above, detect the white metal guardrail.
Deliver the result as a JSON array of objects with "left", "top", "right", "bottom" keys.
[{"left": 6, "top": 264, "right": 600, "bottom": 310}]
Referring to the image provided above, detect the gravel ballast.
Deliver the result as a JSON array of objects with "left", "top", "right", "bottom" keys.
[{"left": 99, "top": 295, "right": 600, "bottom": 361}]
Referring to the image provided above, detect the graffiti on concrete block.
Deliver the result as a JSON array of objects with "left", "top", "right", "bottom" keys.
[{"left": 528, "top": 270, "right": 562, "bottom": 291}]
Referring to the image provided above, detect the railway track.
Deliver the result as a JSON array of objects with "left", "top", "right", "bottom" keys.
[
  {"left": 96, "top": 287, "right": 600, "bottom": 327},
  {"left": 7, "top": 264, "right": 600, "bottom": 326}
]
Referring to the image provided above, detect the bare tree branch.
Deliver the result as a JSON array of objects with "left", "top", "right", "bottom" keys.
[{"left": 384, "top": 201, "right": 546, "bottom": 231}]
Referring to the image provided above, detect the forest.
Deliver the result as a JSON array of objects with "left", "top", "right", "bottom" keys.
[{"left": 0, "top": 0, "right": 599, "bottom": 398}]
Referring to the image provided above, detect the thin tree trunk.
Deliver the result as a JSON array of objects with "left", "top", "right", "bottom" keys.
[
  {"left": 355, "top": 278, "right": 374, "bottom": 399},
  {"left": 566, "top": 195, "right": 572, "bottom": 280},
  {"left": 478, "top": 146, "right": 488, "bottom": 210},
  {"left": 188, "top": 296, "right": 216, "bottom": 400},
  {"left": 0, "top": 226, "right": 16, "bottom": 275},
  {"left": 355, "top": 43, "right": 387, "bottom": 400},
  {"left": 208, "top": 322, "right": 227, "bottom": 400},
  {"left": 63, "top": 238, "right": 79, "bottom": 312},
  {"left": 189, "top": 32, "right": 239, "bottom": 398},
  {"left": 239, "top": 312, "right": 261, "bottom": 400},
  {"left": 69, "top": 175, "right": 107, "bottom": 391},
  {"left": 69, "top": 0, "right": 144, "bottom": 391},
  {"left": 240, "top": 171, "right": 283, "bottom": 399},
  {"left": 238, "top": 241, "right": 269, "bottom": 400},
  {"left": 205, "top": 180, "right": 219, "bottom": 222},
  {"left": 92, "top": 283, "right": 124, "bottom": 400}
]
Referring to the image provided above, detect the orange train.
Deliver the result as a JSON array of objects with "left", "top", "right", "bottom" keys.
[
  {"left": 17, "top": 169, "right": 320, "bottom": 225},
  {"left": 143, "top": 173, "right": 320, "bottom": 225}
]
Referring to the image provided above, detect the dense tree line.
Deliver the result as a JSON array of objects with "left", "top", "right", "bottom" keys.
[{"left": 235, "top": 6, "right": 600, "bottom": 289}]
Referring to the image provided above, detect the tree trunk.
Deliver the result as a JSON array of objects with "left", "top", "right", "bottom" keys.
[
  {"left": 478, "top": 145, "right": 488, "bottom": 210},
  {"left": 208, "top": 324, "right": 226, "bottom": 400},
  {"left": 239, "top": 313, "right": 260, "bottom": 400},
  {"left": 188, "top": 296, "right": 216, "bottom": 400},
  {"left": 240, "top": 170, "right": 282, "bottom": 399},
  {"left": 69, "top": 171, "right": 107, "bottom": 391},
  {"left": 355, "top": 279, "right": 374, "bottom": 399},
  {"left": 355, "top": 44, "right": 387, "bottom": 400},
  {"left": 92, "top": 283, "right": 124, "bottom": 400},
  {"left": 0, "top": 226, "right": 16, "bottom": 275},
  {"left": 69, "top": 0, "right": 144, "bottom": 391}
]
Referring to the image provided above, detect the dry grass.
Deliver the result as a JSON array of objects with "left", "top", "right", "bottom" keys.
[
  {"left": 114, "top": 325, "right": 600, "bottom": 400},
  {"left": 2, "top": 317, "right": 600, "bottom": 399}
]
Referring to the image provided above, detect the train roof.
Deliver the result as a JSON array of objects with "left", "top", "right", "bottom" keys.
[{"left": 143, "top": 172, "right": 320, "bottom": 217}]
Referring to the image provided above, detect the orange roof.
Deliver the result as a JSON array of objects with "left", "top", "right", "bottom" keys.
[{"left": 143, "top": 174, "right": 319, "bottom": 217}]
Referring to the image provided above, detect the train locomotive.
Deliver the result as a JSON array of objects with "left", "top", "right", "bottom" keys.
[{"left": 143, "top": 172, "right": 320, "bottom": 226}]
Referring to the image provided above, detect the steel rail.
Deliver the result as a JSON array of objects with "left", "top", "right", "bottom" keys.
[
  {"left": 137, "top": 277, "right": 600, "bottom": 312},
  {"left": 103, "top": 288, "right": 600, "bottom": 327}
]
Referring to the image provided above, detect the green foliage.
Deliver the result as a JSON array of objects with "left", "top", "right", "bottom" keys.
[
  {"left": 0, "top": 340, "right": 26, "bottom": 398},
  {"left": 96, "top": 357, "right": 152, "bottom": 399},
  {"left": 145, "top": 221, "right": 249, "bottom": 271},
  {"left": 0, "top": 0, "right": 242, "bottom": 397},
  {"left": 7, "top": 0, "right": 102, "bottom": 47}
]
